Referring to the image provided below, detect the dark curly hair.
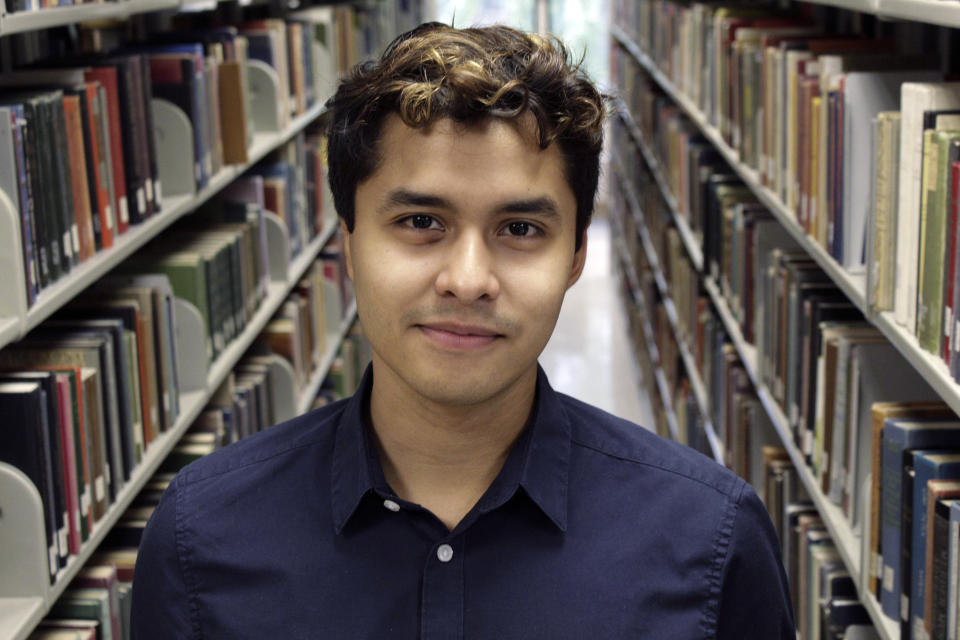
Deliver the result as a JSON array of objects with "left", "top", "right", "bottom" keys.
[{"left": 325, "top": 22, "right": 607, "bottom": 251}]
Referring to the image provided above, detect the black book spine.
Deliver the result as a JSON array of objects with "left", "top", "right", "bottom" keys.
[
  {"left": 900, "top": 464, "right": 915, "bottom": 638},
  {"left": 34, "top": 99, "right": 64, "bottom": 282},
  {"left": 113, "top": 60, "right": 146, "bottom": 225},
  {"left": 19, "top": 101, "right": 52, "bottom": 287},
  {"left": 137, "top": 55, "right": 161, "bottom": 216},
  {"left": 48, "top": 94, "right": 79, "bottom": 270}
]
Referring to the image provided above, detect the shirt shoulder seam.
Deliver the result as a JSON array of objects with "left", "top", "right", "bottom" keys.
[
  {"left": 701, "top": 480, "right": 748, "bottom": 639},
  {"left": 569, "top": 436, "right": 737, "bottom": 498},
  {"left": 173, "top": 475, "right": 203, "bottom": 639}
]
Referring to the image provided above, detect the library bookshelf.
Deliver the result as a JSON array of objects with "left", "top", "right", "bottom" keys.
[
  {"left": 608, "top": 3, "right": 960, "bottom": 637},
  {"left": 0, "top": 1, "right": 419, "bottom": 638}
]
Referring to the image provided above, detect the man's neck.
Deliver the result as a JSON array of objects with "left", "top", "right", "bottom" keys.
[{"left": 368, "top": 363, "right": 538, "bottom": 531}]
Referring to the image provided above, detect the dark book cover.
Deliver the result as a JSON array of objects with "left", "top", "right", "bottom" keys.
[
  {"left": 47, "top": 91, "right": 80, "bottom": 270},
  {"left": 0, "top": 370, "right": 67, "bottom": 568},
  {"left": 0, "top": 381, "right": 59, "bottom": 583},
  {"left": 4, "top": 94, "right": 59, "bottom": 284}
]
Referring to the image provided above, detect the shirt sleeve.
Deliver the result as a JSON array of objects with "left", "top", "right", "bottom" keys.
[
  {"left": 131, "top": 475, "right": 197, "bottom": 640},
  {"left": 715, "top": 481, "right": 796, "bottom": 640}
]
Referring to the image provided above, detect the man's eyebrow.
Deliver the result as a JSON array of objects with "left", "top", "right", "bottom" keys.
[
  {"left": 380, "top": 189, "right": 453, "bottom": 212},
  {"left": 494, "top": 197, "right": 561, "bottom": 219}
]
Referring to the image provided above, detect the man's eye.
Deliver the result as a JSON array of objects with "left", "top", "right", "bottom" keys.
[
  {"left": 505, "top": 222, "right": 539, "bottom": 237},
  {"left": 402, "top": 215, "right": 442, "bottom": 230}
]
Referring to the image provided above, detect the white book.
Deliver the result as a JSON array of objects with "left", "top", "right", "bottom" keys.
[
  {"left": 896, "top": 82, "right": 960, "bottom": 332},
  {"left": 842, "top": 71, "right": 940, "bottom": 272}
]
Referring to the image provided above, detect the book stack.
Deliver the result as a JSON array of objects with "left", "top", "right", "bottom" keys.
[
  {"left": 0, "top": 275, "right": 180, "bottom": 583},
  {"left": 257, "top": 246, "right": 352, "bottom": 396},
  {"left": 0, "top": 58, "right": 162, "bottom": 307},
  {"left": 125, "top": 207, "right": 269, "bottom": 363},
  {"left": 762, "top": 451, "right": 880, "bottom": 640}
]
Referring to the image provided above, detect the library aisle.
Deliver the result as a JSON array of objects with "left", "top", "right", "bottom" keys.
[{"left": 541, "top": 216, "right": 655, "bottom": 429}]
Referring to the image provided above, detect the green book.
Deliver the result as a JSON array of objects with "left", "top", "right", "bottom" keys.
[
  {"left": 49, "top": 588, "right": 112, "bottom": 640},
  {"left": 918, "top": 129, "right": 960, "bottom": 353}
]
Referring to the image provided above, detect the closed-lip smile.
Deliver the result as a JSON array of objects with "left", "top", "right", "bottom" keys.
[{"left": 417, "top": 322, "right": 504, "bottom": 349}]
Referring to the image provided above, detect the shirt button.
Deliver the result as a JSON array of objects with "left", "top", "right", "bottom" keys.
[
  {"left": 383, "top": 499, "right": 400, "bottom": 512},
  {"left": 437, "top": 544, "right": 454, "bottom": 563}
]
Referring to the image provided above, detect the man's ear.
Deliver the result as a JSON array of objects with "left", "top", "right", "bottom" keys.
[
  {"left": 340, "top": 219, "right": 354, "bottom": 281},
  {"left": 566, "top": 230, "right": 588, "bottom": 290}
]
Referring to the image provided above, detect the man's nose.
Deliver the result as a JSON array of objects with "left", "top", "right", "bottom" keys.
[{"left": 434, "top": 230, "right": 501, "bottom": 302}]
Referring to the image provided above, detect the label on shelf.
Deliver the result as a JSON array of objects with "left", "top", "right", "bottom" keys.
[
  {"left": 105, "top": 204, "right": 114, "bottom": 231},
  {"left": 81, "top": 489, "right": 90, "bottom": 515},
  {"left": 155, "top": 180, "right": 163, "bottom": 205},
  {"left": 71, "top": 227, "right": 79, "bottom": 255},
  {"left": 94, "top": 476, "right": 104, "bottom": 502},
  {"left": 120, "top": 197, "right": 129, "bottom": 225},
  {"left": 137, "top": 188, "right": 146, "bottom": 215},
  {"left": 145, "top": 178, "right": 153, "bottom": 203},
  {"left": 63, "top": 231, "right": 73, "bottom": 259},
  {"left": 884, "top": 566, "right": 894, "bottom": 592},
  {"left": 49, "top": 547, "right": 57, "bottom": 577},
  {"left": 58, "top": 524, "right": 67, "bottom": 556}
]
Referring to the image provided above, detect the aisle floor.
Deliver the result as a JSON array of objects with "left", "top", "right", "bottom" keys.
[{"left": 540, "top": 218, "right": 656, "bottom": 430}]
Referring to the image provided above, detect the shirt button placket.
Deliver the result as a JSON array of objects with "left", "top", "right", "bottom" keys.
[{"left": 420, "top": 539, "right": 464, "bottom": 640}]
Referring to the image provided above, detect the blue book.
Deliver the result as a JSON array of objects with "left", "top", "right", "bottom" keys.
[
  {"left": 880, "top": 418, "right": 960, "bottom": 620},
  {"left": 948, "top": 502, "right": 960, "bottom": 640},
  {"left": 909, "top": 451, "right": 960, "bottom": 638}
]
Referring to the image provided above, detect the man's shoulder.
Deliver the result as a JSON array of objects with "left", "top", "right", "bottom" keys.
[
  {"left": 174, "top": 397, "right": 351, "bottom": 488},
  {"left": 558, "top": 393, "right": 745, "bottom": 500}
]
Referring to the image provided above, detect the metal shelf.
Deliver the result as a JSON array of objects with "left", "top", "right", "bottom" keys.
[
  {"left": 612, "top": 22, "right": 960, "bottom": 427},
  {"left": 614, "top": 163, "right": 723, "bottom": 462},
  {"left": 612, "top": 228, "right": 682, "bottom": 444},
  {"left": 0, "top": 0, "right": 180, "bottom": 37}
]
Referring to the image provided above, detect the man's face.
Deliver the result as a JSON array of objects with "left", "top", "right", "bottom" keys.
[{"left": 343, "top": 114, "right": 586, "bottom": 407}]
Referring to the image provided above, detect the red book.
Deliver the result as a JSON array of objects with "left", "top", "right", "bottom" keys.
[
  {"left": 55, "top": 374, "right": 81, "bottom": 555},
  {"left": 84, "top": 67, "right": 130, "bottom": 235},
  {"left": 944, "top": 160, "right": 960, "bottom": 364},
  {"left": 61, "top": 96, "right": 95, "bottom": 263}
]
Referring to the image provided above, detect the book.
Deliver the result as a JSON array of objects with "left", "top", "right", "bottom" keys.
[
  {"left": 868, "top": 403, "right": 952, "bottom": 598},
  {"left": 917, "top": 129, "right": 960, "bottom": 354},
  {"left": 908, "top": 451, "right": 960, "bottom": 636},
  {"left": 880, "top": 418, "right": 960, "bottom": 620},
  {"left": 0, "top": 380, "right": 60, "bottom": 582},
  {"left": 896, "top": 83, "right": 960, "bottom": 334}
]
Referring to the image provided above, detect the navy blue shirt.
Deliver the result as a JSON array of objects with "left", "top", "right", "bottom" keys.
[{"left": 131, "top": 366, "right": 794, "bottom": 639}]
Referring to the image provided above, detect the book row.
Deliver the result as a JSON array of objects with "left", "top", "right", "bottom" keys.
[
  {"left": 616, "top": 224, "right": 881, "bottom": 640},
  {"left": 21, "top": 324, "right": 368, "bottom": 640},
  {"left": 0, "top": 5, "right": 360, "bottom": 310},
  {"left": 763, "top": 451, "right": 882, "bottom": 640},
  {"left": 613, "top": 1, "right": 960, "bottom": 367},
  {"left": 0, "top": 140, "right": 349, "bottom": 587},
  {"left": 610, "top": 119, "right": 960, "bottom": 637}
]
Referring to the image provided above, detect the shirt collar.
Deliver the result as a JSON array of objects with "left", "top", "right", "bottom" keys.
[{"left": 330, "top": 364, "right": 571, "bottom": 534}]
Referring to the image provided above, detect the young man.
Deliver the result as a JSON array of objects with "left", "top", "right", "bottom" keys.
[{"left": 132, "top": 23, "right": 794, "bottom": 638}]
